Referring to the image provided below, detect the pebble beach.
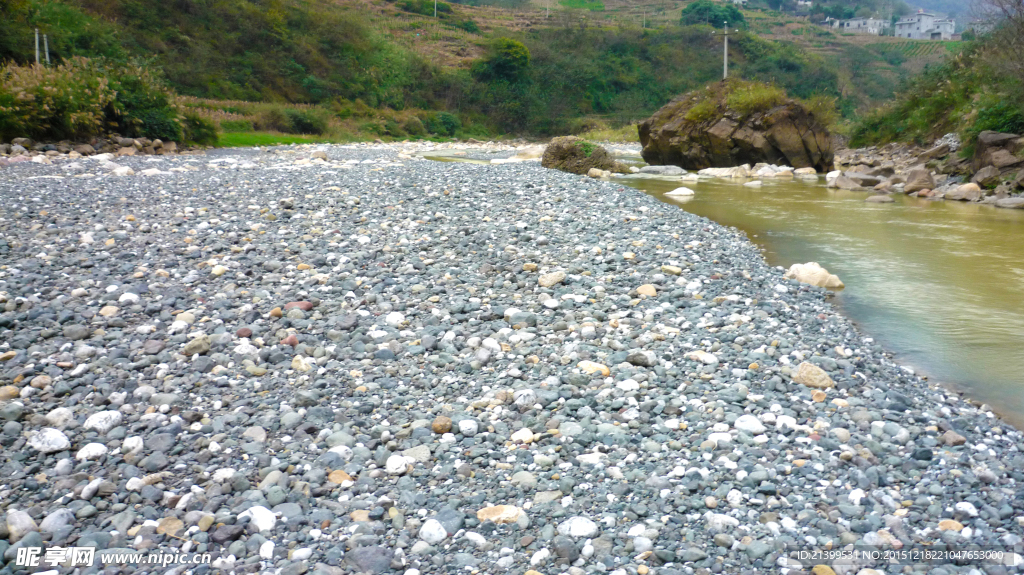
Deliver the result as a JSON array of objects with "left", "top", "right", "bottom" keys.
[{"left": 0, "top": 143, "right": 1022, "bottom": 575}]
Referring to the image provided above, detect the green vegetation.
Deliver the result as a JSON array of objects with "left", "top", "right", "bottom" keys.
[
  {"left": 726, "top": 82, "right": 786, "bottom": 116},
  {"left": 680, "top": 0, "right": 745, "bottom": 28},
  {"left": 850, "top": 39, "right": 1024, "bottom": 148},
  {"left": 216, "top": 132, "right": 336, "bottom": 147},
  {"left": 0, "top": 57, "right": 215, "bottom": 144},
  {"left": 684, "top": 98, "right": 719, "bottom": 123},
  {"left": 579, "top": 141, "right": 597, "bottom": 157},
  {"left": 558, "top": 0, "right": 604, "bottom": 10}
]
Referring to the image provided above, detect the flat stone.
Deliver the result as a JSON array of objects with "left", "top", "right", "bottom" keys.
[{"left": 792, "top": 362, "right": 835, "bottom": 389}]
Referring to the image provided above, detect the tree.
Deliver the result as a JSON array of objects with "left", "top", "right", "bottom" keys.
[
  {"left": 473, "top": 38, "right": 531, "bottom": 82},
  {"left": 679, "top": 0, "right": 745, "bottom": 28},
  {"left": 974, "top": 0, "right": 1023, "bottom": 86}
]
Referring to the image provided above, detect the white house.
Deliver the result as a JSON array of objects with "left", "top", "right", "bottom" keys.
[
  {"left": 836, "top": 17, "right": 889, "bottom": 35},
  {"left": 894, "top": 9, "right": 955, "bottom": 39}
]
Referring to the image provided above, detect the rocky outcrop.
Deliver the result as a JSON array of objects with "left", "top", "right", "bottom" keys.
[
  {"left": 639, "top": 82, "right": 833, "bottom": 172},
  {"left": 541, "top": 137, "right": 628, "bottom": 176}
]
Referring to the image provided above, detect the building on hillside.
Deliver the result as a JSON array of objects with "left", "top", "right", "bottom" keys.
[
  {"left": 894, "top": 9, "right": 955, "bottom": 39},
  {"left": 727, "top": 0, "right": 748, "bottom": 6},
  {"left": 835, "top": 17, "right": 889, "bottom": 34}
]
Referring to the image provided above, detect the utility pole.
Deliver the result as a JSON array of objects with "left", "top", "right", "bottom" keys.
[
  {"left": 43, "top": 34, "right": 50, "bottom": 65},
  {"left": 434, "top": 0, "right": 437, "bottom": 18},
  {"left": 712, "top": 23, "right": 735, "bottom": 79},
  {"left": 34, "top": 28, "right": 39, "bottom": 64}
]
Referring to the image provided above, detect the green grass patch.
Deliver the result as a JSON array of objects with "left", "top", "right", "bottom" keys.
[
  {"left": 216, "top": 132, "right": 335, "bottom": 147},
  {"left": 558, "top": 0, "right": 605, "bottom": 10},
  {"left": 726, "top": 82, "right": 786, "bottom": 116},
  {"left": 684, "top": 98, "right": 718, "bottom": 123}
]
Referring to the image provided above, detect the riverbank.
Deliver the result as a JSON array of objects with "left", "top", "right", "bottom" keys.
[{"left": 1, "top": 143, "right": 1021, "bottom": 574}]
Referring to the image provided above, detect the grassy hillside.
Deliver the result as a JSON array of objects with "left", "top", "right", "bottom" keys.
[
  {"left": 850, "top": 37, "right": 1024, "bottom": 149},
  {"left": 0, "top": 0, "right": 967, "bottom": 141}
]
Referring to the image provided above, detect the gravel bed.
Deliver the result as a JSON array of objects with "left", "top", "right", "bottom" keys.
[{"left": 0, "top": 143, "right": 1022, "bottom": 575}]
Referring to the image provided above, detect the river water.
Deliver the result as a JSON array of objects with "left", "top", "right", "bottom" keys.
[{"left": 423, "top": 151, "right": 1024, "bottom": 427}]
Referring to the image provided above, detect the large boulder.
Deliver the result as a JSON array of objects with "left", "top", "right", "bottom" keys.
[
  {"left": 973, "top": 131, "right": 1024, "bottom": 171},
  {"left": 541, "top": 137, "right": 628, "bottom": 176},
  {"left": 784, "top": 262, "right": 844, "bottom": 289},
  {"left": 639, "top": 81, "right": 833, "bottom": 172},
  {"left": 903, "top": 168, "right": 935, "bottom": 193}
]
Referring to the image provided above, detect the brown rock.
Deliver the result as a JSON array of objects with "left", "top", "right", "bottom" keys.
[
  {"left": 476, "top": 505, "right": 524, "bottom": 524},
  {"left": 350, "top": 510, "right": 370, "bottom": 522},
  {"left": 938, "top": 519, "right": 964, "bottom": 531},
  {"left": 903, "top": 168, "right": 935, "bottom": 193},
  {"left": 156, "top": 517, "right": 184, "bottom": 536},
  {"left": 328, "top": 470, "right": 352, "bottom": 484},
  {"left": 99, "top": 305, "right": 119, "bottom": 317},
  {"left": 577, "top": 361, "right": 610, "bottom": 376},
  {"left": 0, "top": 351, "right": 15, "bottom": 362},
  {"left": 639, "top": 80, "right": 834, "bottom": 171},
  {"left": 942, "top": 430, "right": 967, "bottom": 446},
  {"left": 972, "top": 165, "right": 1002, "bottom": 188},
  {"left": 0, "top": 386, "right": 19, "bottom": 400},
  {"left": 29, "top": 375, "right": 52, "bottom": 389},
  {"left": 541, "top": 136, "right": 629, "bottom": 175},
  {"left": 811, "top": 566, "right": 837, "bottom": 575},
  {"left": 944, "top": 183, "right": 983, "bottom": 201},
  {"left": 791, "top": 362, "right": 835, "bottom": 389},
  {"left": 432, "top": 416, "right": 453, "bottom": 434},
  {"left": 865, "top": 194, "right": 894, "bottom": 203},
  {"left": 636, "top": 284, "right": 657, "bottom": 297},
  {"left": 270, "top": 307, "right": 283, "bottom": 318},
  {"left": 284, "top": 301, "right": 314, "bottom": 311},
  {"left": 281, "top": 334, "right": 299, "bottom": 347},
  {"left": 236, "top": 327, "right": 253, "bottom": 338}
]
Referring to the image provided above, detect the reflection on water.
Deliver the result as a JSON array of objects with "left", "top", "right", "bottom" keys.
[{"left": 618, "top": 175, "right": 1024, "bottom": 427}]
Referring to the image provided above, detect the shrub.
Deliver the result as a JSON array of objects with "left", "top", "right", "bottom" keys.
[
  {"left": 402, "top": 116, "right": 426, "bottom": 136},
  {"left": 684, "top": 98, "right": 718, "bottom": 123},
  {"left": 285, "top": 109, "right": 328, "bottom": 134},
  {"left": 253, "top": 107, "right": 292, "bottom": 132},
  {"left": 0, "top": 57, "right": 185, "bottom": 142},
  {"left": 181, "top": 113, "right": 218, "bottom": 146},
  {"left": 726, "top": 82, "right": 786, "bottom": 116},
  {"left": 800, "top": 94, "right": 840, "bottom": 129}
]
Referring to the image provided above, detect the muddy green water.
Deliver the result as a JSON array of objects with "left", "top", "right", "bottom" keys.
[{"left": 619, "top": 173, "right": 1024, "bottom": 427}]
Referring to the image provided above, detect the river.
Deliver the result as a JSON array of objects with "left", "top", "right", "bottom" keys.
[{"left": 424, "top": 150, "right": 1024, "bottom": 427}]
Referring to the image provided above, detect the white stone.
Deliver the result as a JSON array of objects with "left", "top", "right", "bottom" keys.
[
  {"left": 419, "top": 518, "right": 448, "bottom": 544},
  {"left": 684, "top": 350, "right": 718, "bottom": 364},
  {"left": 122, "top": 436, "right": 144, "bottom": 454},
  {"left": 458, "top": 419, "right": 479, "bottom": 436},
  {"left": 784, "top": 262, "right": 844, "bottom": 289},
  {"left": 558, "top": 516, "right": 599, "bottom": 538},
  {"left": 743, "top": 180, "right": 763, "bottom": 187},
  {"left": 386, "top": 454, "right": 410, "bottom": 475},
  {"left": 385, "top": 311, "right": 405, "bottom": 327},
  {"left": 259, "top": 541, "right": 275, "bottom": 559},
  {"left": 775, "top": 415, "right": 798, "bottom": 430},
  {"left": 111, "top": 166, "right": 135, "bottom": 176},
  {"left": 118, "top": 292, "right": 140, "bottom": 304},
  {"left": 239, "top": 506, "right": 276, "bottom": 531},
  {"left": 45, "top": 407, "right": 74, "bottom": 428},
  {"left": 83, "top": 410, "right": 123, "bottom": 434},
  {"left": 28, "top": 428, "right": 70, "bottom": 453},
  {"left": 291, "top": 548, "right": 312, "bottom": 561},
  {"left": 955, "top": 502, "right": 979, "bottom": 517},
  {"left": 665, "top": 186, "right": 695, "bottom": 197},
  {"left": 530, "top": 548, "right": 550, "bottom": 566},
  {"left": 704, "top": 512, "right": 740, "bottom": 531},
  {"left": 464, "top": 531, "right": 488, "bottom": 548},
  {"left": 734, "top": 414, "right": 766, "bottom": 434},
  {"left": 75, "top": 443, "right": 109, "bottom": 461},
  {"left": 511, "top": 428, "right": 534, "bottom": 443},
  {"left": 211, "top": 265, "right": 228, "bottom": 277}
]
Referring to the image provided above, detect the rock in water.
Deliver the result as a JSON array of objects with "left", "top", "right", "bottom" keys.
[
  {"left": 541, "top": 137, "right": 628, "bottom": 176},
  {"left": 783, "top": 262, "right": 844, "bottom": 289},
  {"left": 639, "top": 80, "right": 833, "bottom": 172}
]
